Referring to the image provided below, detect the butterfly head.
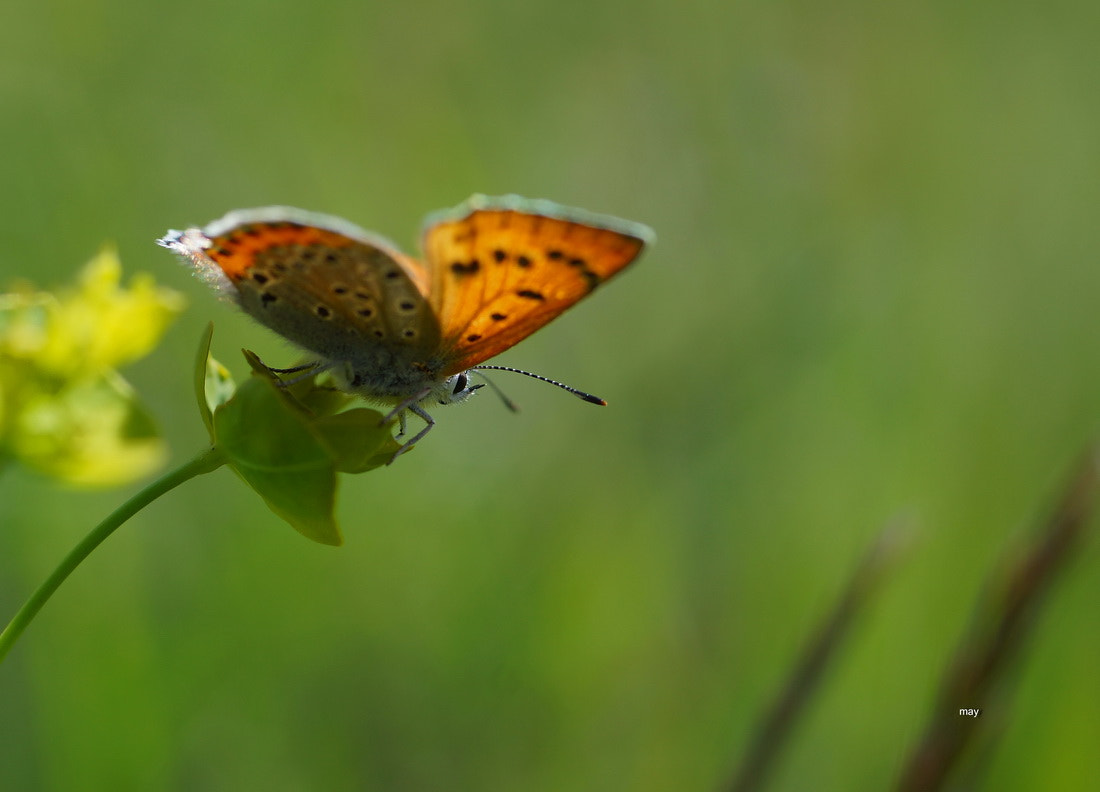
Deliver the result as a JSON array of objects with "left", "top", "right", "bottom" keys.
[{"left": 438, "top": 371, "right": 483, "bottom": 405}]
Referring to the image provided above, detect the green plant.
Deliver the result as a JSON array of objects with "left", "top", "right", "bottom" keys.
[{"left": 0, "top": 322, "right": 400, "bottom": 663}]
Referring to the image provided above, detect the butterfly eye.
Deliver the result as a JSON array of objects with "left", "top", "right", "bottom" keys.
[{"left": 452, "top": 373, "right": 469, "bottom": 395}]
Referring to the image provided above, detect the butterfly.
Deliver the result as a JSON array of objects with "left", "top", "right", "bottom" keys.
[{"left": 157, "top": 194, "right": 653, "bottom": 460}]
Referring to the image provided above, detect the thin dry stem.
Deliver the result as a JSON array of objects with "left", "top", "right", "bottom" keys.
[
  {"left": 724, "top": 517, "right": 914, "bottom": 792},
  {"left": 896, "top": 446, "right": 1100, "bottom": 791}
]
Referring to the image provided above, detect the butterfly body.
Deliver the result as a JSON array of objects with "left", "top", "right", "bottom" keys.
[{"left": 158, "top": 195, "right": 653, "bottom": 458}]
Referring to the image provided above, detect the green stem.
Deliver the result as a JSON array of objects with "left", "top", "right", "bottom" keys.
[{"left": 0, "top": 445, "right": 226, "bottom": 664}]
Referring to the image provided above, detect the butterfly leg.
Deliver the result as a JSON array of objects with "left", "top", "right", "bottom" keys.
[
  {"left": 259, "top": 359, "right": 333, "bottom": 388},
  {"left": 379, "top": 388, "right": 435, "bottom": 463},
  {"left": 380, "top": 388, "right": 433, "bottom": 428},
  {"left": 267, "top": 362, "right": 323, "bottom": 375},
  {"left": 387, "top": 403, "right": 436, "bottom": 463}
]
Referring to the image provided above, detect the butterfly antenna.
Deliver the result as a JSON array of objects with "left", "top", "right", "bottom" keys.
[
  {"left": 470, "top": 371, "right": 521, "bottom": 413},
  {"left": 472, "top": 365, "right": 607, "bottom": 406}
]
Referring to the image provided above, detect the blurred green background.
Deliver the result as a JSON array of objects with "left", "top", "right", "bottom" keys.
[{"left": 2, "top": 0, "right": 1099, "bottom": 789}]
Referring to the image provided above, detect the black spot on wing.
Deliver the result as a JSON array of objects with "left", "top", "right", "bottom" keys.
[{"left": 450, "top": 259, "right": 480, "bottom": 276}]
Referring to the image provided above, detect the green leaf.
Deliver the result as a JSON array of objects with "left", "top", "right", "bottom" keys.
[
  {"left": 192, "top": 323, "right": 216, "bottom": 440},
  {"left": 200, "top": 341, "right": 400, "bottom": 544},
  {"left": 313, "top": 408, "right": 402, "bottom": 473},
  {"left": 240, "top": 349, "right": 353, "bottom": 417},
  {"left": 213, "top": 373, "right": 342, "bottom": 546},
  {"left": 296, "top": 380, "right": 355, "bottom": 418}
]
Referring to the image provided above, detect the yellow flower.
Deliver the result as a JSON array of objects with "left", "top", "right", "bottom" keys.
[{"left": 0, "top": 247, "right": 184, "bottom": 486}]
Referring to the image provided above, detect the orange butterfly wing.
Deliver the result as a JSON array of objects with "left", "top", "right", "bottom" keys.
[
  {"left": 160, "top": 208, "right": 442, "bottom": 383},
  {"left": 421, "top": 196, "right": 653, "bottom": 376}
]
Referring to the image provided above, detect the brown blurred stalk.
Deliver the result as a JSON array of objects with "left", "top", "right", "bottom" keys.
[
  {"left": 896, "top": 445, "right": 1100, "bottom": 791},
  {"left": 724, "top": 518, "right": 913, "bottom": 792}
]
